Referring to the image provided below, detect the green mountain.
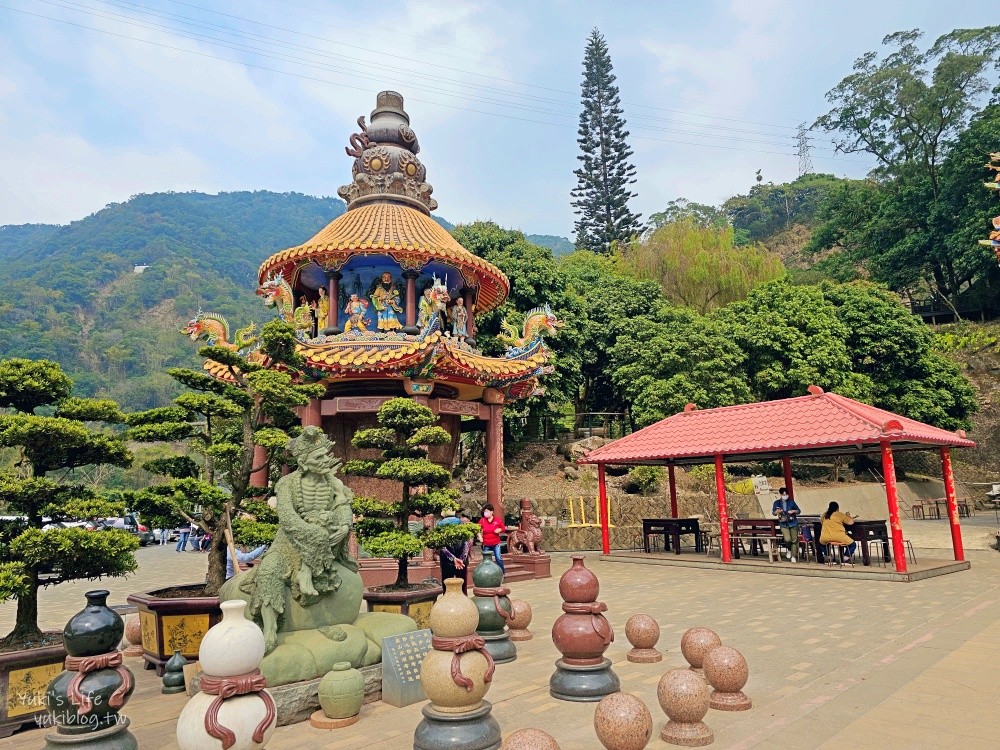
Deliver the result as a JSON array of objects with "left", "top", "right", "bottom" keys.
[
  {"left": 526, "top": 234, "right": 575, "bottom": 256},
  {"left": 0, "top": 191, "right": 347, "bottom": 408}
]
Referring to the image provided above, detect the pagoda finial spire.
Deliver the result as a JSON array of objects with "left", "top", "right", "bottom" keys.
[{"left": 337, "top": 91, "right": 437, "bottom": 214}]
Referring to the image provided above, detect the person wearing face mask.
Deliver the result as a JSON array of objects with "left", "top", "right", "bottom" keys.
[{"left": 771, "top": 487, "right": 801, "bottom": 562}]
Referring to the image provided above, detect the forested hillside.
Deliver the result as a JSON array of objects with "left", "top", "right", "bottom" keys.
[{"left": 0, "top": 191, "right": 346, "bottom": 408}]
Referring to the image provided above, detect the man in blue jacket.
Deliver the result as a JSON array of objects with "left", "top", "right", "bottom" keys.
[{"left": 771, "top": 487, "right": 801, "bottom": 562}]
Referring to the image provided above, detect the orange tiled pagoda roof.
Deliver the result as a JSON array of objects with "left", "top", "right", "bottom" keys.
[{"left": 258, "top": 202, "right": 510, "bottom": 315}]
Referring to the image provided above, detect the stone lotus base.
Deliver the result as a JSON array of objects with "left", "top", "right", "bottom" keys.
[
  {"left": 549, "top": 658, "right": 620, "bottom": 702},
  {"left": 413, "top": 701, "right": 502, "bottom": 750},
  {"left": 660, "top": 719, "right": 714, "bottom": 747},
  {"left": 192, "top": 664, "right": 381, "bottom": 726},
  {"left": 309, "top": 709, "right": 360, "bottom": 729},
  {"left": 709, "top": 689, "right": 752, "bottom": 711}
]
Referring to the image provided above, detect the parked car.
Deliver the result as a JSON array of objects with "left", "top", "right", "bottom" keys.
[
  {"left": 42, "top": 520, "right": 98, "bottom": 531},
  {"left": 99, "top": 515, "right": 155, "bottom": 546},
  {"left": 151, "top": 527, "right": 181, "bottom": 543}
]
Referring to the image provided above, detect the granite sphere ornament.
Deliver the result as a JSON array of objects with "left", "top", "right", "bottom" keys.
[
  {"left": 500, "top": 727, "right": 562, "bottom": 749},
  {"left": 122, "top": 614, "right": 144, "bottom": 657},
  {"left": 702, "top": 646, "right": 751, "bottom": 711},
  {"left": 594, "top": 692, "right": 653, "bottom": 750},
  {"left": 679, "top": 628, "right": 722, "bottom": 674},
  {"left": 657, "top": 669, "right": 713, "bottom": 747},
  {"left": 508, "top": 600, "right": 533, "bottom": 642},
  {"left": 625, "top": 614, "right": 662, "bottom": 664}
]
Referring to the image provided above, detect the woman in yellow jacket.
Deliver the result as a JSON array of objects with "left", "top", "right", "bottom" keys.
[{"left": 820, "top": 501, "right": 857, "bottom": 562}]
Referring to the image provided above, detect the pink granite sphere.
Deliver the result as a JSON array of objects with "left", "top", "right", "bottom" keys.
[
  {"left": 679, "top": 627, "right": 722, "bottom": 671},
  {"left": 509, "top": 600, "right": 533, "bottom": 631},
  {"left": 501, "top": 727, "right": 561, "bottom": 749},
  {"left": 703, "top": 645, "right": 748, "bottom": 693},
  {"left": 594, "top": 692, "right": 653, "bottom": 750},
  {"left": 657, "top": 669, "right": 709, "bottom": 723},
  {"left": 625, "top": 614, "right": 660, "bottom": 650}
]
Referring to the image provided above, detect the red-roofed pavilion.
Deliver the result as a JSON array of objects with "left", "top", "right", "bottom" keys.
[{"left": 579, "top": 386, "right": 975, "bottom": 572}]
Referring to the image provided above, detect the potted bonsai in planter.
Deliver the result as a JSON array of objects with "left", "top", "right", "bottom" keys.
[
  {"left": 125, "top": 319, "right": 320, "bottom": 672},
  {"left": 0, "top": 358, "right": 137, "bottom": 737},
  {"left": 345, "top": 398, "right": 476, "bottom": 625}
]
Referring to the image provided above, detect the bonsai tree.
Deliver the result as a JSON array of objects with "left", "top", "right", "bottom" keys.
[
  {"left": 0, "top": 358, "right": 138, "bottom": 646},
  {"left": 127, "top": 319, "right": 320, "bottom": 594},
  {"left": 345, "top": 398, "right": 475, "bottom": 589}
]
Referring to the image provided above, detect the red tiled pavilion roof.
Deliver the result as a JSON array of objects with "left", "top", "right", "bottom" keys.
[{"left": 580, "top": 388, "right": 975, "bottom": 466}]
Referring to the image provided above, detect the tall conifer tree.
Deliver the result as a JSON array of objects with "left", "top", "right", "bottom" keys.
[{"left": 571, "top": 28, "right": 641, "bottom": 254}]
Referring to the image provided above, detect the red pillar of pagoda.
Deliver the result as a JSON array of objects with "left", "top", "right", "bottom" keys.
[
  {"left": 486, "top": 402, "right": 504, "bottom": 517},
  {"left": 302, "top": 398, "right": 322, "bottom": 428},
  {"left": 463, "top": 287, "right": 477, "bottom": 344},
  {"left": 249, "top": 443, "right": 269, "bottom": 488},
  {"left": 324, "top": 271, "right": 342, "bottom": 334},
  {"left": 403, "top": 270, "right": 419, "bottom": 334},
  {"left": 598, "top": 463, "right": 610, "bottom": 555},
  {"left": 940, "top": 447, "right": 965, "bottom": 562},
  {"left": 781, "top": 455, "right": 794, "bottom": 497},
  {"left": 668, "top": 464, "right": 678, "bottom": 519},
  {"left": 715, "top": 454, "right": 731, "bottom": 563},
  {"left": 880, "top": 441, "right": 907, "bottom": 573}
]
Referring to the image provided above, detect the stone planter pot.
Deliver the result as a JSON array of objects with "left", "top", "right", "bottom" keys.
[
  {"left": 0, "top": 636, "right": 66, "bottom": 738},
  {"left": 361, "top": 582, "right": 443, "bottom": 630},
  {"left": 127, "top": 584, "right": 221, "bottom": 675}
]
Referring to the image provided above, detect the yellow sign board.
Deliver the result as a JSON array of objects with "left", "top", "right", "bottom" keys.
[
  {"left": 5, "top": 660, "right": 62, "bottom": 718},
  {"left": 161, "top": 614, "right": 210, "bottom": 658}
]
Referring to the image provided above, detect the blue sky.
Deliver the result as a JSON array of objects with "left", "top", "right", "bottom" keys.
[{"left": 1, "top": 0, "right": 997, "bottom": 236}]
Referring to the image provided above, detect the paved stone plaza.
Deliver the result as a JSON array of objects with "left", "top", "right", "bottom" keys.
[{"left": 2, "top": 544, "right": 999, "bottom": 749}]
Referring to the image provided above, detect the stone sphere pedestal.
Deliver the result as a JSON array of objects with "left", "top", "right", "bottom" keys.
[
  {"left": 500, "top": 727, "right": 561, "bottom": 749},
  {"left": 657, "top": 669, "right": 713, "bottom": 747},
  {"left": 703, "top": 646, "right": 751, "bottom": 711},
  {"left": 121, "top": 615, "right": 144, "bottom": 658},
  {"left": 593, "top": 692, "right": 653, "bottom": 750},
  {"left": 625, "top": 614, "right": 662, "bottom": 664},
  {"left": 679, "top": 628, "right": 721, "bottom": 675},
  {"left": 508, "top": 600, "right": 533, "bottom": 642},
  {"left": 414, "top": 701, "right": 502, "bottom": 750},
  {"left": 550, "top": 557, "right": 619, "bottom": 703}
]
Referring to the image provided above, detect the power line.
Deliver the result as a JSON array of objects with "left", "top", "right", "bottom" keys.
[{"left": 1, "top": 2, "right": 872, "bottom": 165}]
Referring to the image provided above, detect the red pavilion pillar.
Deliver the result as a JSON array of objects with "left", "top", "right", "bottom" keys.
[
  {"left": 324, "top": 271, "right": 342, "bottom": 334},
  {"left": 485, "top": 390, "right": 504, "bottom": 517},
  {"left": 880, "top": 441, "right": 908, "bottom": 573},
  {"left": 302, "top": 398, "right": 322, "bottom": 428},
  {"left": 598, "top": 463, "right": 610, "bottom": 555},
  {"left": 250, "top": 444, "right": 268, "bottom": 488},
  {"left": 781, "top": 455, "right": 794, "bottom": 498},
  {"left": 463, "top": 287, "right": 477, "bottom": 345},
  {"left": 715, "top": 454, "right": 731, "bottom": 563},
  {"left": 668, "top": 464, "right": 678, "bottom": 519},
  {"left": 940, "top": 447, "right": 965, "bottom": 562},
  {"left": 403, "top": 270, "right": 419, "bottom": 334}
]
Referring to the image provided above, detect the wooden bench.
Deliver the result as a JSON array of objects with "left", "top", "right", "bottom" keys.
[{"left": 731, "top": 519, "right": 783, "bottom": 562}]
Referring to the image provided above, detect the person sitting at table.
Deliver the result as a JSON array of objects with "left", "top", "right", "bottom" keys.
[
  {"left": 771, "top": 487, "right": 801, "bottom": 562},
  {"left": 819, "top": 501, "right": 857, "bottom": 562}
]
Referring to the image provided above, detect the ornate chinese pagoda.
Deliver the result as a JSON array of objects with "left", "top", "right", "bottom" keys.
[{"left": 232, "top": 91, "right": 558, "bottom": 513}]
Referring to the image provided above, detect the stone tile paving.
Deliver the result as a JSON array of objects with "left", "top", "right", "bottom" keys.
[{"left": 2, "top": 547, "right": 999, "bottom": 748}]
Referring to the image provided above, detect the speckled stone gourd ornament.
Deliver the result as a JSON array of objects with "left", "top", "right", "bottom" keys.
[
  {"left": 162, "top": 650, "right": 187, "bottom": 694},
  {"left": 176, "top": 600, "right": 276, "bottom": 750},
  {"left": 507, "top": 600, "right": 533, "bottom": 642},
  {"left": 679, "top": 628, "right": 721, "bottom": 675},
  {"left": 500, "top": 727, "right": 562, "bottom": 749},
  {"left": 414, "top": 577, "right": 502, "bottom": 750},
  {"left": 625, "top": 614, "right": 662, "bottom": 664},
  {"left": 471, "top": 556, "right": 516, "bottom": 663},
  {"left": 657, "top": 669, "right": 713, "bottom": 747},
  {"left": 549, "top": 556, "right": 619, "bottom": 702},
  {"left": 594, "top": 692, "right": 653, "bottom": 750},
  {"left": 43, "top": 590, "right": 138, "bottom": 750},
  {"left": 702, "top": 646, "right": 751, "bottom": 711}
]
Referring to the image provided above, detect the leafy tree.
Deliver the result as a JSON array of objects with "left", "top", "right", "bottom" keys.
[
  {"left": 127, "top": 320, "right": 322, "bottom": 594},
  {"left": 344, "top": 399, "right": 474, "bottom": 589},
  {"left": 646, "top": 199, "right": 729, "bottom": 235},
  {"left": 723, "top": 174, "right": 849, "bottom": 244},
  {"left": 608, "top": 307, "right": 752, "bottom": 427},
  {"left": 571, "top": 28, "right": 642, "bottom": 253},
  {"left": 618, "top": 218, "right": 785, "bottom": 313},
  {"left": 0, "top": 358, "right": 137, "bottom": 645}
]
